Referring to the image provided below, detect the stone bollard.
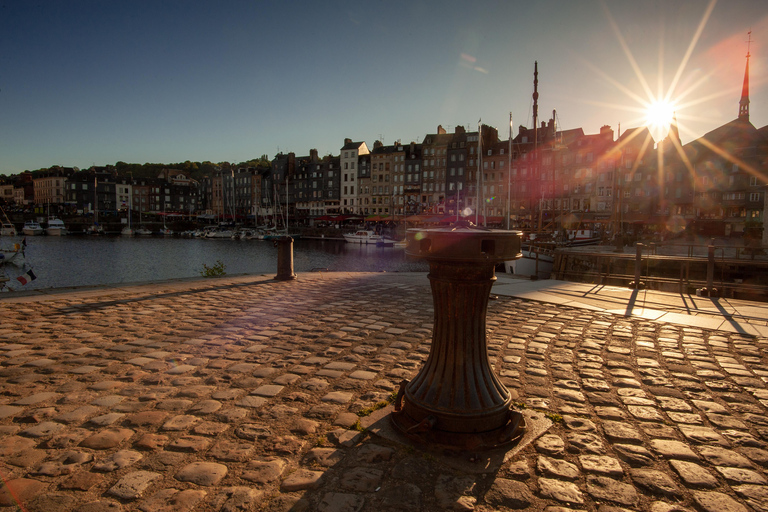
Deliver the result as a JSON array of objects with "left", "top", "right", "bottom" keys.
[
  {"left": 391, "top": 222, "right": 524, "bottom": 450},
  {"left": 273, "top": 236, "right": 297, "bottom": 281}
]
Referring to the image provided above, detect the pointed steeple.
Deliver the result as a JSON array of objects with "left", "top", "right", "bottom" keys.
[{"left": 739, "top": 31, "right": 752, "bottom": 121}]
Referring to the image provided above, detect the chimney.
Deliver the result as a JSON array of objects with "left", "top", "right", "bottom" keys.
[
  {"left": 454, "top": 125, "right": 465, "bottom": 135},
  {"left": 599, "top": 125, "right": 614, "bottom": 141},
  {"left": 344, "top": 138, "right": 352, "bottom": 145},
  {"left": 310, "top": 148, "right": 318, "bottom": 162},
  {"left": 373, "top": 140, "right": 383, "bottom": 150},
  {"left": 437, "top": 125, "right": 446, "bottom": 134}
]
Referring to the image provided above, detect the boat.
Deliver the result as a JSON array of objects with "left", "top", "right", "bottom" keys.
[
  {"left": 135, "top": 227, "right": 152, "bottom": 236},
  {"left": 343, "top": 230, "right": 381, "bottom": 244},
  {"left": 22, "top": 220, "right": 44, "bottom": 236},
  {"left": 504, "top": 244, "right": 555, "bottom": 279},
  {"left": 46, "top": 217, "right": 68, "bottom": 236},
  {"left": 86, "top": 224, "right": 105, "bottom": 235},
  {"left": 121, "top": 186, "right": 134, "bottom": 236},
  {"left": 157, "top": 227, "right": 174, "bottom": 236},
  {"left": 566, "top": 229, "right": 602, "bottom": 246},
  {"left": 88, "top": 176, "right": 105, "bottom": 235},
  {"left": 262, "top": 232, "right": 301, "bottom": 241},
  {"left": 0, "top": 208, "right": 16, "bottom": 236},
  {"left": 205, "top": 227, "right": 234, "bottom": 239},
  {"left": 376, "top": 237, "right": 407, "bottom": 248},
  {"left": 0, "top": 240, "right": 33, "bottom": 290}
]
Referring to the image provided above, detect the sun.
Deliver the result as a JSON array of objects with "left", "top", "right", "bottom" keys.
[{"left": 645, "top": 99, "right": 676, "bottom": 141}]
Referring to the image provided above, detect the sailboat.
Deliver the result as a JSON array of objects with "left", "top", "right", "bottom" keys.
[
  {"left": 157, "top": 214, "right": 173, "bottom": 236},
  {"left": 121, "top": 180, "right": 134, "bottom": 236},
  {"left": 87, "top": 176, "right": 105, "bottom": 235}
]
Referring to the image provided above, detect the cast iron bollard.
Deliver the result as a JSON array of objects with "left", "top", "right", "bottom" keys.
[
  {"left": 391, "top": 222, "right": 524, "bottom": 450},
  {"left": 273, "top": 236, "right": 297, "bottom": 281}
]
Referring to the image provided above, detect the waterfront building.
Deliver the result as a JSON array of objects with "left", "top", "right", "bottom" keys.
[
  {"left": 292, "top": 152, "right": 316, "bottom": 224},
  {"left": 32, "top": 167, "right": 73, "bottom": 206},
  {"left": 356, "top": 152, "right": 372, "bottom": 216},
  {"left": 322, "top": 155, "right": 341, "bottom": 216},
  {"left": 446, "top": 127, "right": 468, "bottom": 216},
  {"left": 402, "top": 142, "right": 422, "bottom": 216},
  {"left": 307, "top": 151, "right": 326, "bottom": 218},
  {"left": 369, "top": 141, "right": 396, "bottom": 216},
  {"left": 0, "top": 181, "right": 14, "bottom": 206},
  {"left": 420, "top": 126, "right": 452, "bottom": 213},
  {"left": 340, "top": 139, "right": 369, "bottom": 214},
  {"left": 391, "top": 143, "right": 406, "bottom": 217}
]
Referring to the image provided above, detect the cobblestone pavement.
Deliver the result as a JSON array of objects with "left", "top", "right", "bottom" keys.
[{"left": 1, "top": 272, "right": 768, "bottom": 511}]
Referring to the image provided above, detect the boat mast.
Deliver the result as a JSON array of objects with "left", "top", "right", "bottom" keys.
[
  {"left": 507, "top": 113, "right": 512, "bottom": 230},
  {"left": 532, "top": 61, "right": 540, "bottom": 232}
]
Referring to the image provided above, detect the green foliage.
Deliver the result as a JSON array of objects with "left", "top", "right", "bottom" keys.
[
  {"left": 200, "top": 260, "right": 226, "bottom": 277},
  {"left": 545, "top": 412, "right": 563, "bottom": 424}
]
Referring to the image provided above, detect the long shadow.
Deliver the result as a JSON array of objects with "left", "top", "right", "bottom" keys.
[
  {"left": 707, "top": 297, "right": 751, "bottom": 334},
  {"left": 48, "top": 273, "right": 381, "bottom": 316},
  {"left": 51, "top": 277, "right": 281, "bottom": 315},
  {"left": 623, "top": 288, "right": 640, "bottom": 317}
]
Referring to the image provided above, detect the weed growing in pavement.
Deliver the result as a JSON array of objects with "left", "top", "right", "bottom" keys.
[
  {"left": 200, "top": 260, "right": 226, "bottom": 277},
  {"left": 352, "top": 419, "right": 366, "bottom": 433},
  {"left": 357, "top": 391, "right": 398, "bottom": 418},
  {"left": 545, "top": 412, "right": 564, "bottom": 424}
]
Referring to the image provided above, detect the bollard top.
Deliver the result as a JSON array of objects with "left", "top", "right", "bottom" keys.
[{"left": 406, "top": 221, "right": 522, "bottom": 263}]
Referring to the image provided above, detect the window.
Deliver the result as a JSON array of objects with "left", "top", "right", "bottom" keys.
[
  {"left": 749, "top": 193, "right": 761, "bottom": 202},
  {"left": 750, "top": 176, "right": 759, "bottom": 186}
]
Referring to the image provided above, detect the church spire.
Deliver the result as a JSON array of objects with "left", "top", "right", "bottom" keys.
[
  {"left": 739, "top": 31, "right": 752, "bottom": 121},
  {"left": 668, "top": 112, "right": 680, "bottom": 147}
]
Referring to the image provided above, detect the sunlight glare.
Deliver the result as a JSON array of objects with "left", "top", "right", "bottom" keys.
[{"left": 645, "top": 99, "right": 676, "bottom": 141}]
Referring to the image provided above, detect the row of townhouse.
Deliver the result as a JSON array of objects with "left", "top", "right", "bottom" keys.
[
  {"left": 0, "top": 167, "right": 200, "bottom": 217},
  {"left": 2, "top": 102, "right": 765, "bottom": 242},
  {"left": 257, "top": 107, "right": 765, "bottom": 241}
]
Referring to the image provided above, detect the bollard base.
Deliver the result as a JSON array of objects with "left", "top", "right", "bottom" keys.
[
  {"left": 361, "top": 406, "right": 552, "bottom": 474},
  {"left": 390, "top": 406, "right": 526, "bottom": 452},
  {"left": 273, "top": 273, "right": 297, "bottom": 281}
]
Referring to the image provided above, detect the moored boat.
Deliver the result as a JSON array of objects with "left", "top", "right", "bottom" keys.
[
  {"left": 22, "top": 220, "right": 44, "bottom": 236},
  {"left": 343, "top": 230, "right": 381, "bottom": 244},
  {"left": 46, "top": 217, "right": 68, "bottom": 236}
]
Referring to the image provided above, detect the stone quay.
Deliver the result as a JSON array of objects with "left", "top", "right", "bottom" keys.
[{"left": 1, "top": 272, "right": 767, "bottom": 511}]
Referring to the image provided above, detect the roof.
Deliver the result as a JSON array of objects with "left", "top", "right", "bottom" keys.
[
  {"left": 341, "top": 141, "right": 367, "bottom": 151},
  {"left": 684, "top": 117, "right": 764, "bottom": 159},
  {"left": 421, "top": 133, "right": 453, "bottom": 146}
]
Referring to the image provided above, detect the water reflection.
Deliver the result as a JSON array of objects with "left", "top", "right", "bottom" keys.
[{"left": 16, "top": 236, "right": 427, "bottom": 290}]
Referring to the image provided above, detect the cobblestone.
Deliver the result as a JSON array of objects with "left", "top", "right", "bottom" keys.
[{"left": 1, "top": 272, "right": 767, "bottom": 511}]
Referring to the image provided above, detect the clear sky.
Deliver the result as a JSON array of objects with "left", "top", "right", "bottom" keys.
[{"left": 1, "top": 0, "right": 766, "bottom": 175}]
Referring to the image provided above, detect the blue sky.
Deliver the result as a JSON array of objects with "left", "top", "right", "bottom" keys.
[{"left": 1, "top": 0, "right": 766, "bottom": 174}]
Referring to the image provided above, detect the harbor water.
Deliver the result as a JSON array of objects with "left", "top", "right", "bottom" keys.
[{"left": 3, "top": 236, "right": 428, "bottom": 291}]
